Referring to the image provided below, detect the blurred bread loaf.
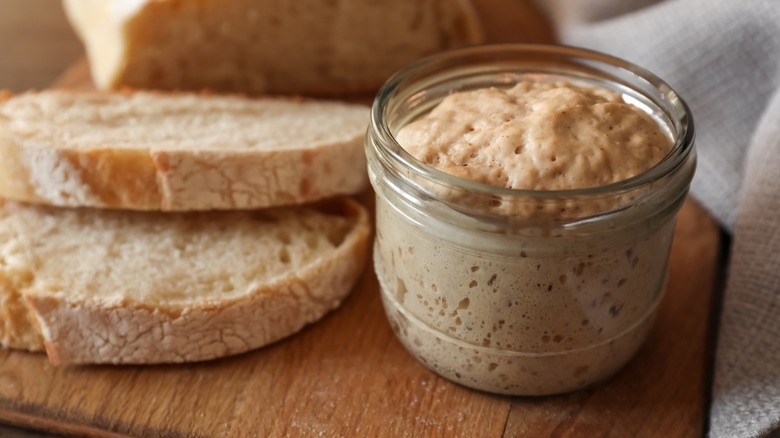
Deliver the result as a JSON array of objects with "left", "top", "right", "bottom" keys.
[
  {"left": 0, "top": 90, "right": 368, "bottom": 211},
  {"left": 63, "top": 0, "right": 484, "bottom": 95},
  {"left": 0, "top": 197, "right": 370, "bottom": 364}
]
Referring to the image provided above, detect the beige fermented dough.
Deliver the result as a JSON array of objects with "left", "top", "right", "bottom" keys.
[
  {"left": 397, "top": 80, "right": 671, "bottom": 190},
  {"left": 0, "top": 90, "right": 368, "bottom": 211},
  {"left": 63, "top": 0, "right": 484, "bottom": 96},
  {"left": 375, "top": 204, "right": 673, "bottom": 395},
  {"left": 377, "top": 80, "right": 676, "bottom": 394},
  {"left": 0, "top": 198, "right": 370, "bottom": 365}
]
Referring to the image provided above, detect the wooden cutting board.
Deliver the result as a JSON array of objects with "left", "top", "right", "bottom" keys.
[{"left": 0, "top": 1, "right": 722, "bottom": 437}]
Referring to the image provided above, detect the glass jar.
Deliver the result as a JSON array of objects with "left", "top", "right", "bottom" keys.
[{"left": 365, "top": 44, "right": 696, "bottom": 396}]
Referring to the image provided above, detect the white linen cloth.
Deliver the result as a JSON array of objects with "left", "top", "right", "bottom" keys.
[{"left": 536, "top": 1, "right": 780, "bottom": 436}]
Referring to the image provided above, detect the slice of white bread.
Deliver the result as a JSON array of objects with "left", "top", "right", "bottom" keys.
[
  {"left": 62, "top": 0, "right": 484, "bottom": 96},
  {"left": 0, "top": 197, "right": 370, "bottom": 365},
  {"left": 0, "top": 90, "right": 369, "bottom": 211}
]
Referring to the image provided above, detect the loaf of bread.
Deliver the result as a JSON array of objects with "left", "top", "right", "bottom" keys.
[
  {"left": 0, "top": 197, "right": 369, "bottom": 365},
  {"left": 63, "top": 0, "right": 484, "bottom": 96},
  {"left": 0, "top": 90, "right": 368, "bottom": 211}
]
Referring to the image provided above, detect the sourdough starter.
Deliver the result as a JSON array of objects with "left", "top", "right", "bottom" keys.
[{"left": 373, "top": 80, "right": 675, "bottom": 395}]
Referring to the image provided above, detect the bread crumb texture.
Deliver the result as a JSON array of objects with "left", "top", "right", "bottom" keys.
[
  {"left": 0, "top": 198, "right": 370, "bottom": 364},
  {"left": 0, "top": 91, "right": 369, "bottom": 210}
]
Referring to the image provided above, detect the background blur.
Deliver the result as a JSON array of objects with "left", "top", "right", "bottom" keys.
[{"left": 0, "top": 0, "right": 82, "bottom": 92}]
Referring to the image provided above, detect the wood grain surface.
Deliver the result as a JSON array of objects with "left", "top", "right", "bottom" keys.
[{"left": 0, "top": 1, "right": 721, "bottom": 437}]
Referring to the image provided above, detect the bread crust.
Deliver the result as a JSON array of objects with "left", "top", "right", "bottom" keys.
[
  {"left": 63, "top": 0, "right": 486, "bottom": 96},
  {"left": 0, "top": 91, "right": 368, "bottom": 211},
  {"left": 19, "top": 198, "right": 370, "bottom": 365},
  {"left": 0, "top": 277, "right": 46, "bottom": 352}
]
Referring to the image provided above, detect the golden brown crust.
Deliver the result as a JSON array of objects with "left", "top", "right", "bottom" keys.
[
  {"left": 0, "top": 278, "right": 45, "bottom": 352},
  {"left": 64, "top": 148, "right": 163, "bottom": 208}
]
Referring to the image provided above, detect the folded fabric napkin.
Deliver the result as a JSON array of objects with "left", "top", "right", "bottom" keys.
[{"left": 536, "top": 1, "right": 780, "bottom": 436}]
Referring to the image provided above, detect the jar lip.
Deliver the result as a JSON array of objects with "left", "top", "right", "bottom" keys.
[{"left": 370, "top": 43, "right": 695, "bottom": 199}]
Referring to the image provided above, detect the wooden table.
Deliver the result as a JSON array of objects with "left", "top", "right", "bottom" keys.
[{"left": 0, "top": 1, "right": 723, "bottom": 437}]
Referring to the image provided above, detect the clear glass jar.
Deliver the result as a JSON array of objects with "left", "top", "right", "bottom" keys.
[{"left": 365, "top": 44, "right": 696, "bottom": 396}]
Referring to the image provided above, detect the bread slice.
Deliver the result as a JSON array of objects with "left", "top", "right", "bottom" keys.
[
  {"left": 0, "top": 90, "right": 369, "bottom": 211},
  {"left": 62, "top": 0, "right": 484, "bottom": 96},
  {"left": 0, "top": 197, "right": 370, "bottom": 365}
]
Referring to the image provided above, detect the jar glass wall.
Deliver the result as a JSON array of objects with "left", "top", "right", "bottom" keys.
[{"left": 366, "top": 44, "right": 695, "bottom": 396}]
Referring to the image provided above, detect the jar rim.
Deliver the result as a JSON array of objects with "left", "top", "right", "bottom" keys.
[{"left": 369, "top": 43, "right": 695, "bottom": 199}]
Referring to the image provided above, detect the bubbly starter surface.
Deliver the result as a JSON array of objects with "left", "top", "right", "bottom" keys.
[{"left": 396, "top": 80, "right": 670, "bottom": 190}]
